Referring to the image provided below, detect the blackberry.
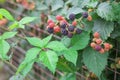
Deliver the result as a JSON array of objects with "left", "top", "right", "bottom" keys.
[
  {"left": 67, "top": 33, "right": 73, "bottom": 38},
  {"left": 95, "top": 45, "right": 102, "bottom": 51},
  {"left": 47, "top": 27, "right": 54, "bottom": 33},
  {"left": 61, "top": 29, "right": 68, "bottom": 35},
  {"left": 82, "top": 12, "right": 88, "bottom": 18},
  {"left": 60, "top": 22, "right": 67, "bottom": 29},
  {"left": 68, "top": 25, "right": 75, "bottom": 32},
  {"left": 76, "top": 28, "right": 82, "bottom": 34},
  {"left": 69, "top": 13, "right": 75, "bottom": 21}
]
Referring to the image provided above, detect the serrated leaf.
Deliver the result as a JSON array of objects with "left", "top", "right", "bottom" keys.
[
  {"left": 39, "top": 50, "right": 58, "bottom": 73},
  {"left": 0, "top": 40, "right": 10, "bottom": 60},
  {"left": 26, "top": 37, "right": 43, "bottom": 48},
  {"left": 19, "top": 17, "right": 36, "bottom": 24},
  {"left": 83, "top": 47, "right": 108, "bottom": 77},
  {"left": 63, "top": 49, "right": 78, "bottom": 66},
  {"left": 16, "top": 48, "right": 40, "bottom": 76},
  {"left": 16, "top": 61, "right": 34, "bottom": 77},
  {"left": 42, "top": 34, "right": 52, "bottom": 47},
  {"left": 92, "top": 19, "right": 114, "bottom": 40},
  {"left": 61, "top": 36, "right": 71, "bottom": 47},
  {"left": 46, "top": 41, "right": 67, "bottom": 52},
  {"left": 51, "top": 0, "right": 64, "bottom": 11},
  {"left": 70, "top": 31, "right": 90, "bottom": 50},
  {"left": 24, "top": 48, "right": 41, "bottom": 63},
  {"left": 97, "top": 2, "right": 114, "bottom": 21},
  {"left": 0, "top": 8, "right": 14, "bottom": 21},
  {"left": 1, "top": 32, "right": 17, "bottom": 39},
  {"left": 36, "top": 3, "right": 48, "bottom": 11}
]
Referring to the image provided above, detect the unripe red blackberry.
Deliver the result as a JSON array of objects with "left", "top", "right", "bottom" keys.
[
  {"left": 47, "top": 20, "right": 53, "bottom": 24},
  {"left": 69, "top": 13, "right": 75, "bottom": 21},
  {"left": 67, "top": 33, "right": 73, "bottom": 38},
  {"left": 49, "top": 22, "right": 55, "bottom": 28},
  {"left": 72, "top": 20, "right": 77, "bottom": 26},
  {"left": 76, "top": 28, "right": 82, "bottom": 34},
  {"left": 54, "top": 26, "right": 61, "bottom": 33},
  {"left": 61, "top": 29, "right": 68, "bottom": 35},
  {"left": 47, "top": 27, "right": 54, "bottom": 33},
  {"left": 56, "top": 15, "right": 63, "bottom": 21},
  {"left": 82, "top": 12, "right": 88, "bottom": 18},
  {"left": 95, "top": 45, "right": 102, "bottom": 51},
  {"left": 68, "top": 25, "right": 75, "bottom": 32}
]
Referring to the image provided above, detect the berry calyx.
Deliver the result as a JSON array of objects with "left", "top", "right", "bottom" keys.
[
  {"left": 88, "top": 9, "right": 93, "bottom": 12},
  {"left": 75, "top": 28, "right": 82, "bottom": 34},
  {"left": 87, "top": 15, "right": 92, "bottom": 21},
  {"left": 95, "top": 38, "right": 102, "bottom": 44},
  {"left": 68, "top": 25, "right": 75, "bottom": 32},
  {"left": 82, "top": 12, "right": 88, "bottom": 18},
  {"left": 72, "top": 20, "right": 77, "bottom": 26},
  {"left": 54, "top": 26, "right": 61, "bottom": 33},
  {"left": 93, "top": 32, "right": 100, "bottom": 38},
  {"left": 69, "top": 13, "right": 75, "bottom": 21},
  {"left": 56, "top": 15, "right": 63, "bottom": 21}
]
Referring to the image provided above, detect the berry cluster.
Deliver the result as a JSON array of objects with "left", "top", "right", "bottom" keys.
[
  {"left": 90, "top": 32, "right": 112, "bottom": 54},
  {"left": 46, "top": 14, "right": 82, "bottom": 38},
  {"left": 0, "top": 18, "right": 7, "bottom": 26}
]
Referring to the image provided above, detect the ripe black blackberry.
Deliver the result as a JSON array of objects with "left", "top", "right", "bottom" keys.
[
  {"left": 61, "top": 29, "right": 68, "bottom": 35},
  {"left": 82, "top": 12, "right": 88, "bottom": 18},
  {"left": 60, "top": 22, "right": 67, "bottom": 29},
  {"left": 68, "top": 25, "right": 75, "bottom": 32},
  {"left": 76, "top": 28, "right": 82, "bottom": 34},
  {"left": 47, "top": 27, "right": 54, "bottom": 33},
  {"left": 69, "top": 13, "right": 75, "bottom": 21}
]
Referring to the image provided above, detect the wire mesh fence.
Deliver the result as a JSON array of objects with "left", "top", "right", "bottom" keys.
[{"left": 0, "top": 0, "right": 120, "bottom": 80}]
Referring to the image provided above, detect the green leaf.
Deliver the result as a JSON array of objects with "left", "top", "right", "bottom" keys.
[
  {"left": 61, "top": 36, "right": 71, "bottom": 47},
  {"left": 1, "top": 32, "right": 17, "bottom": 39},
  {"left": 83, "top": 47, "right": 108, "bottom": 77},
  {"left": 51, "top": 0, "right": 64, "bottom": 11},
  {"left": 9, "top": 21, "right": 19, "bottom": 30},
  {"left": 16, "top": 48, "right": 40, "bottom": 76},
  {"left": 46, "top": 41, "right": 67, "bottom": 52},
  {"left": 42, "top": 35, "right": 52, "bottom": 47},
  {"left": 39, "top": 50, "right": 58, "bottom": 73},
  {"left": 0, "top": 40, "right": 10, "bottom": 60},
  {"left": 36, "top": 3, "right": 48, "bottom": 11},
  {"left": 63, "top": 49, "right": 78, "bottom": 66},
  {"left": 19, "top": 17, "right": 37, "bottom": 24},
  {"left": 92, "top": 19, "right": 114, "bottom": 40},
  {"left": 60, "top": 73, "right": 76, "bottom": 80},
  {"left": 26, "top": 37, "right": 43, "bottom": 48},
  {"left": 57, "top": 58, "right": 75, "bottom": 72},
  {"left": 0, "top": 8, "right": 14, "bottom": 21},
  {"left": 97, "top": 2, "right": 114, "bottom": 21},
  {"left": 70, "top": 31, "right": 90, "bottom": 50},
  {"left": 24, "top": 48, "right": 41, "bottom": 63},
  {"left": 17, "top": 61, "right": 34, "bottom": 77}
]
